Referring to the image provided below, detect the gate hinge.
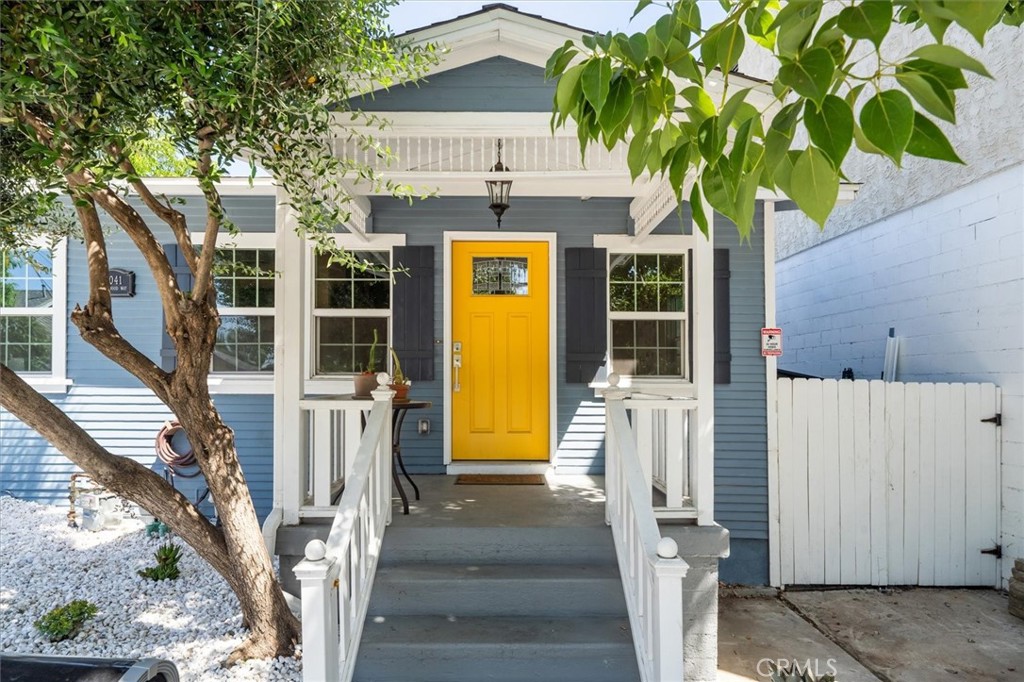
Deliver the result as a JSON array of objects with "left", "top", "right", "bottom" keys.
[
  {"left": 981, "top": 413, "right": 1002, "bottom": 426},
  {"left": 980, "top": 544, "right": 1002, "bottom": 559}
]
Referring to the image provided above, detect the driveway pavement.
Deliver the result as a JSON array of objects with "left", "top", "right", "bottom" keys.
[{"left": 719, "top": 588, "right": 1023, "bottom": 681}]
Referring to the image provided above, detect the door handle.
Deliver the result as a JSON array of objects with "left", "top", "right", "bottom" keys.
[{"left": 453, "top": 354, "right": 462, "bottom": 392}]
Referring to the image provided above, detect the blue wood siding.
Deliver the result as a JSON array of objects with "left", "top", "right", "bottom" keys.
[
  {"left": 371, "top": 196, "right": 633, "bottom": 474},
  {"left": 0, "top": 195, "right": 276, "bottom": 521},
  {"left": 352, "top": 57, "right": 555, "bottom": 112}
]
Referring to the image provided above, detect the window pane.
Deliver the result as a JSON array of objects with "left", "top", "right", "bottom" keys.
[
  {"left": 610, "top": 284, "right": 634, "bottom": 312},
  {"left": 1, "top": 250, "right": 54, "bottom": 309},
  {"left": 659, "top": 283, "right": 684, "bottom": 312},
  {"left": 659, "top": 255, "right": 684, "bottom": 282},
  {"left": 636, "top": 283, "right": 658, "bottom": 311},
  {"left": 213, "top": 315, "right": 274, "bottom": 372},
  {"left": 610, "top": 318, "right": 683, "bottom": 378},
  {"left": 316, "top": 316, "right": 387, "bottom": 375},
  {"left": 635, "top": 255, "right": 659, "bottom": 282},
  {"left": 472, "top": 257, "right": 529, "bottom": 295},
  {"left": 609, "top": 254, "right": 634, "bottom": 282},
  {"left": 0, "top": 315, "right": 51, "bottom": 372},
  {"left": 611, "top": 320, "right": 634, "bottom": 348},
  {"left": 212, "top": 248, "right": 275, "bottom": 309},
  {"left": 315, "top": 251, "right": 389, "bottom": 310}
]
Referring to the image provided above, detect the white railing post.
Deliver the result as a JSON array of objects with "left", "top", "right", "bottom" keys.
[
  {"left": 603, "top": 375, "right": 629, "bottom": 525},
  {"left": 295, "top": 539, "right": 341, "bottom": 682},
  {"left": 371, "top": 373, "right": 395, "bottom": 526},
  {"left": 652, "top": 538, "right": 687, "bottom": 680}
]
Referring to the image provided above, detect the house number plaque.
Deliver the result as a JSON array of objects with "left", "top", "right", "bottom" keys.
[{"left": 108, "top": 268, "right": 136, "bottom": 298}]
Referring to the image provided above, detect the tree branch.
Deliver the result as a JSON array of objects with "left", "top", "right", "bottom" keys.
[
  {"left": 0, "top": 363, "right": 239, "bottom": 587},
  {"left": 71, "top": 191, "right": 113, "bottom": 312},
  {"left": 190, "top": 133, "right": 222, "bottom": 303}
]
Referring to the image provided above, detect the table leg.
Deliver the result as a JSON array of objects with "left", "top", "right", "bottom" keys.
[
  {"left": 392, "top": 456, "right": 409, "bottom": 515},
  {"left": 394, "top": 445, "right": 421, "bottom": 500}
]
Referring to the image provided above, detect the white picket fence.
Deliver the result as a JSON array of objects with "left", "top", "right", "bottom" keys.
[{"left": 773, "top": 378, "right": 1002, "bottom": 588}]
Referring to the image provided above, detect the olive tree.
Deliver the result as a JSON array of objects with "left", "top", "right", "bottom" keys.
[
  {"left": 547, "top": 0, "right": 1021, "bottom": 235},
  {"left": 0, "top": 0, "right": 431, "bottom": 662}
]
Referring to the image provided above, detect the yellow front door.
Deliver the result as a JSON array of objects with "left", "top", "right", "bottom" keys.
[{"left": 452, "top": 241, "right": 549, "bottom": 460}]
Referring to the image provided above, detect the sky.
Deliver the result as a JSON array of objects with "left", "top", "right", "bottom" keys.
[{"left": 387, "top": 1, "right": 727, "bottom": 35}]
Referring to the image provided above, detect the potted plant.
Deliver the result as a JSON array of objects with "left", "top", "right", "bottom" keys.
[
  {"left": 389, "top": 348, "right": 411, "bottom": 401},
  {"left": 353, "top": 328, "right": 380, "bottom": 397}
]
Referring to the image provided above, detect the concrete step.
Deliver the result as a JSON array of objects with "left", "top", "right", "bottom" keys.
[
  {"left": 353, "top": 615, "right": 641, "bottom": 682},
  {"left": 368, "top": 563, "right": 626, "bottom": 617},
  {"left": 378, "top": 526, "right": 617, "bottom": 566}
]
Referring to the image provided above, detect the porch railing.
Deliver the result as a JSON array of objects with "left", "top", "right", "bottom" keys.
[
  {"left": 604, "top": 376, "right": 690, "bottom": 682},
  {"left": 293, "top": 378, "right": 394, "bottom": 682},
  {"left": 622, "top": 394, "right": 699, "bottom": 518},
  {"left": 292, "top": 394, "right": 368, "bottom": 518}
]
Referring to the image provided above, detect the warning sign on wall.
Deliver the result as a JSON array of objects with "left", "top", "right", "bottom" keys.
[{"left": 761, "top": 328, "right": 783, "bottom": 357}]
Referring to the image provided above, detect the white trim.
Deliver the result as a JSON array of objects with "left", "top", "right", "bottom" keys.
[
  {"left": 346, "top": 112, "right": 580, "bottom": 138},
  {"left": 446, "top": 462, "right": 553, "bottom": 475},
  {"left": 207, "top": 375, "right": 274, "bottom": 395},
  {"left": 593, "top": 234, "right": 696, "bottom": 252},
  {"left": 692, "top": 200, "right": 716, "bottom": 526},
  {"left": 443, "top": 231, "right": 558, "bottom": 470},
  {"left": 138, "top": 177, "right": 276, "bottom": 196},
  {"left": 764, "top": 201, "right": 782, "bottom": 587}
]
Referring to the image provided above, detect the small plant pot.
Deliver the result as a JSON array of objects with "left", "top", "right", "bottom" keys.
[
  {"left": 353, "top": 373, "right": 377, "bottom": 397},
  {"left": 390, "top": 383, "right": 410, "bottom": 401}
]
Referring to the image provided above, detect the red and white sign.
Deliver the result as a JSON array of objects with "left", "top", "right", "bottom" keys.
[{"left": 761, "top": 328, "right": 783, "bottom": 357}]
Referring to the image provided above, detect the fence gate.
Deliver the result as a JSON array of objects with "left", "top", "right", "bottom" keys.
[{"left": 773, "top": 379, "right": 1002, "bottom": 587}]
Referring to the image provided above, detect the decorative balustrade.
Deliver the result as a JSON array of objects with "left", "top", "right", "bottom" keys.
[
  {"left": 292, "top": 395, "right": 368, "bottom": 518},
  {"left": 294, "top": 377, "right": 394, "bottom": 682},
  {"left": 336, "top": 135, "right": 628, "bottom": 174},
  {"left": 604, "top": 376, "right": 690, "bottom": 681}
]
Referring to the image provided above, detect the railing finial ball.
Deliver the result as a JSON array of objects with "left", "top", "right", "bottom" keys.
[
  {"left": 608, "top": 373, "right": 620, "bottom": 387},
  {"left": 657, "top": 537, "right": 678, "bottom": 559},
  {"left": 305, "top": 539, "right": 328, "bottom": 561},
  {"left": 376, "top": 371, "right": 390, "bottom": 387}
]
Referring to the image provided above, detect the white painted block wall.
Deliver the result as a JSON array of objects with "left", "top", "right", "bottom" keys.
[{"left": 776, "top": 163, "right": 1024, "bottom": 588}]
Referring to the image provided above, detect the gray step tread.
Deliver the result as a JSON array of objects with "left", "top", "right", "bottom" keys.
[
  {"left": 373, "top": 562, "right": 622, "bottom": 582},
  {"left": 359, "top": 615, "right": 635, "bottom": 647}
]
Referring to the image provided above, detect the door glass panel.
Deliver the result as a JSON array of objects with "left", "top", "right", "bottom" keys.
[{"left": 472, "top": 257, "right": 528, "bottom": 296}]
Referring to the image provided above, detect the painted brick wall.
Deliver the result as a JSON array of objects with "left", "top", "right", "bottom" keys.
[{"left": 776, "top": 163, "right": 1024, "bottom": 587}]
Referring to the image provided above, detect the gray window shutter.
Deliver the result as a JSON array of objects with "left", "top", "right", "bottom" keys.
[
  {"left": 565, "top": 247, "right": 607, "bottom": 383},
  {"left": 161, "top": 243, "right": 194, "bottom": 371},
  {"left": 392, "top": 245, "right": 434, "bottom": 381},
  {"left": 714, "top": 248, "right": 731, "bottom": 384}
]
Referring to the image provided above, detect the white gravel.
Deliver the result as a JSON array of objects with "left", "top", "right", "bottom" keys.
[{"left": 0, "top": 497, "right": 303, "bottom": 681}]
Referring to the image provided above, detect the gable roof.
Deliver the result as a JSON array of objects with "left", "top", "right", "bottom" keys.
[{"left": 396, "top": 3, "right": 591, "bottom": 40}]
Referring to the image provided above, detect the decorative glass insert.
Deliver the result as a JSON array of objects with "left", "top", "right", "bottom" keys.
[
  {"left": 609, "top": 254, "right": 684, "bottom": 312},
  {"left": 213, "top": 248, "right": 275, "bottom": 308},
  {"left": 0, "top": 315, "right": 53, "bottom": 372},
  {"left": 472, "top": 257, "right": 529, "bottom": 296},
  {"left": 611, "top": 320, "right": 682, "bottom": 376},
  {"left": 315, "top": 252, "right": 390, "bottom": 309}
]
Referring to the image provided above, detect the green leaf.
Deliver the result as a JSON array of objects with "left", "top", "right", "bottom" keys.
[
  {"left": 681, "top": 86, "right": 716, "bottom": 121},
  {"left": 745, "top": 2, "right": 778, "bottom": 50},
  {"left": 853, "top": 123, "right": 885, "bottom": 155},
  {"left": 667, "top": 49, "right": 702, "bottom": 84},
  {"left": 773, "top": 0, "right": 822, "bottom": 57},
  {"left": 718, "top": 88, "right": 751, "bottom": 129},
  {"left": 777, "top": 47, "right": 835, "bottom": 105},
  {"left": 943, "top": 0, "right": 1005, "bottom": 43},
  {"left": 836, "top": 0, "right": 893, "bottom": 47},
  {"left": 631, "top": 0, "right": 654, "bottom": 20},
  {"left": 906, "top": 113, "right": 964, "bottom": 163},
  {"left": 789, "top": 147, "right": 839, "bottom": 227},
  {"left": 717, "top": 21, "right": 746, "bottom": 73},
  {"left": 668, "top": 141, "right": 692, "bottom": 193},
  {"left": 628, "top": 33, "right": 650, "bottom": 64},
  {"left": 627, "top": 133, "right": 649, "bottom": 181},
  {"left": 600, "top": 77, "right": 633, "bottom": 137},
  {"left": 690, "top": 182, "right": 709, "bottom": 237},
  {"left": 545, "top": 40, "right": 577, "bottom": 78},
  {"left": 859, "top": 90, "right": 915, "bottom": 163},
  {"left": 901, "top": 59, "right": 967, "bottom": 90},
  {"left": 908, "top": 44, "right": 992, "bottom": 78},
  {"left": 581, "top": 58, "right": 612, "bottom": 115},
  {"left": 697, "top": 116, "right": 726, "bottom": 165},
  {"left": 895, "top": 71, "right": 956, "bottom": 123},
  {"left": 804, "top": 95, "right": 853, "bottom": 169},
  {"left": 554, "top": 63, "right": 585, "bottom": 115},
  {"left": 700, "top": 26, "right": 721, "bottom": 73}
]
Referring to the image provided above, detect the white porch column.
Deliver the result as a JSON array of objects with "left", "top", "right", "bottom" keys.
[
  {"left": 275, "top": 187, "right": 308, "bottom": 525},
  {"left": 692, "top": 202, "right": 716, "bottom": 526}
]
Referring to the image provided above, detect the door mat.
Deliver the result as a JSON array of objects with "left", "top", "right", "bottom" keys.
[{"left": 455, "top": 474, "right": 546, "bottom": 486}]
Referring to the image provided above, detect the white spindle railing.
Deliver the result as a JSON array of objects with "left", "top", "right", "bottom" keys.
[
  {"left": 604, "top": 375, "right": 690, "bottom": 682},
  {"left": 622, "top": 395, "right": 699, "bottom": 518},
  {"left": 293, "top": 394, "right": 368, "bottom": 519},
  {"left": 294, "top": 376, "right": 394, "bottom": 682},
  {"left": 338, "top": 135, "right": 628, "bottom": 174}
]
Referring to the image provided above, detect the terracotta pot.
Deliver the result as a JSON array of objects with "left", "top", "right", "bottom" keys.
[
  {"left": 390, "top": 383, "right": 410, "bottom": 401},
  {"left": 353, "top": 373, "right": 377, "bottom": 397}
]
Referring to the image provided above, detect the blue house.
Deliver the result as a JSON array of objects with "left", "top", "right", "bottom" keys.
[{"left": 0, "top": 5, "right": 796, "bottom": 680}]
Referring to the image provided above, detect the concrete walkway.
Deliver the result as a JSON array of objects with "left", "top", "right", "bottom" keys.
[{"left": 719, "top": 589, "right": 1024, "bottom": 682}]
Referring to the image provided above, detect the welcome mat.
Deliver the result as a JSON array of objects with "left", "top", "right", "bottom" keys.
[{"left": 455, "top": 474, "right": 546, "bottom": 486}]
